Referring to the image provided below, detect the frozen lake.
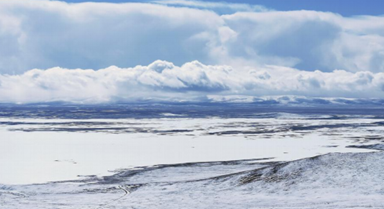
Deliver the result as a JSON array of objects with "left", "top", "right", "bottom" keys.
[{"left": 1, "top": 104, "right": 384, "bottom": 208}]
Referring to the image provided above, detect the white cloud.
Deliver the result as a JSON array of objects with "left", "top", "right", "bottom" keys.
[
  {"left": 1, "top": 0, "right": 384, "bottom": 74},
  {"left": 0, "top": 0, "right": 224, "bottom": 73},
  {"left": 1, "top": 60, "right": 384, "bottom": 103},
  {"left": 1, "top": 0, "right": 384, "bottom": 103},
  {"left": 152, "top": 0, "right": 269, "bottom": 13}
]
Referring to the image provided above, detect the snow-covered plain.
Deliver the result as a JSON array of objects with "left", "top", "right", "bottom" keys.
[{"left": 1, "top": 108, "right": 384, "bottom": 208}]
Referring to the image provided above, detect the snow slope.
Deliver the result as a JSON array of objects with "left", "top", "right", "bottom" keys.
[{"left": 1, "top": 151, "right": 384, "bottom": 209}]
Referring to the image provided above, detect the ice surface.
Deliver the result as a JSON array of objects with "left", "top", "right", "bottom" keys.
[
  {"left": 1, "top": 106, "right": 384, "bottom": 208},
  {"left": 0, "top": 117, "right": 380, "bottom": 184}
]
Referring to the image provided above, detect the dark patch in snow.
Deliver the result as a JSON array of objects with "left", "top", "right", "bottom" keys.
[{"left": 347, "top": 144, "right": 384, "bottom": 151}]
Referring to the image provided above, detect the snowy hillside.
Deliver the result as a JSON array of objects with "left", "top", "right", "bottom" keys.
[{"left": 2, "top": 150, "right": 384, "bottom": 208}]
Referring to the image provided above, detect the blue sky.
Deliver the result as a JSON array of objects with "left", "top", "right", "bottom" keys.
[
  {"left": 0, "top": 0, "right": 384, "bottom": 103},
  {"left": 61, "top": 0, "right": 384, "bottom": 16}
]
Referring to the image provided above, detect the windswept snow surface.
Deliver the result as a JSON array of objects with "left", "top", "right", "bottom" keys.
[
  {"left": 1, "top": 152, "right": 384, "bottom": 208},
  {"left": 1, "top": 105, "right": 384, "bottom": 208}
]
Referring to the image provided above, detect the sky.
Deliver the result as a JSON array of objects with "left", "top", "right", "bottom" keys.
[{"left": 0, "top": 0, "right": 384, "bottom": 103}]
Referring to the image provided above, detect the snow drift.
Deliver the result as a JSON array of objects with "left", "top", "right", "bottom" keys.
[{"left": 2, "top": 151, "right": 384, "bottom": 208}]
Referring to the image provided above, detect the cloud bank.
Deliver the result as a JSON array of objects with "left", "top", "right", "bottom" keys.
[
  {"left": 1, "top": 0, "right": 384, "bottom": 103},
  {"left": 1, "top": 0, "right": 384, "bottom": 74},
  {"left": 1, "top": 60, "right": 384, "bottom": 103}
]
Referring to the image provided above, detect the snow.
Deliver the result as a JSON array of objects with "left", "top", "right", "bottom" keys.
[
  {"left": 0, "top": 117, "right": 380, "bottom": 185},
  {"left": 1, "top": 152, "right": 384, "bottom": 208},
  {"left": 1, "top": 114, "right": 384, "bottom": 208}
]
